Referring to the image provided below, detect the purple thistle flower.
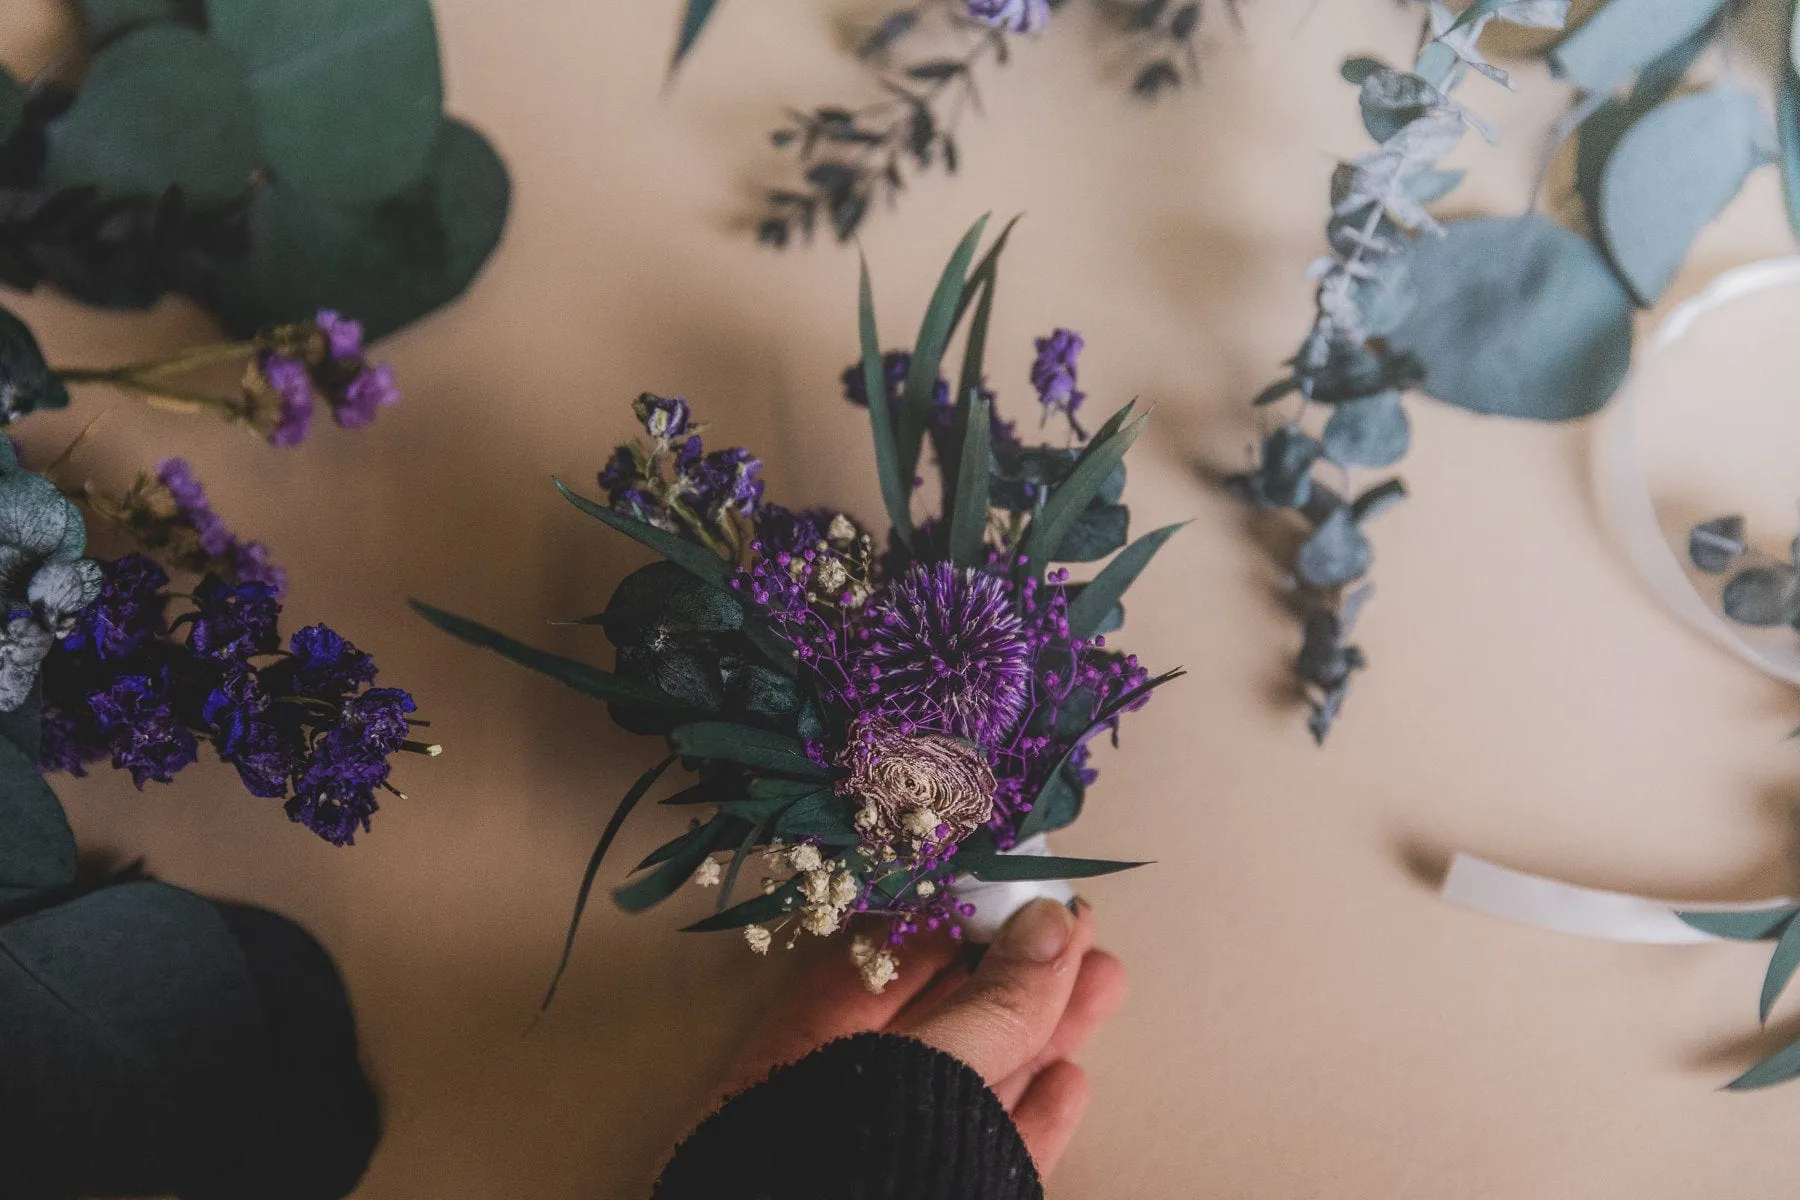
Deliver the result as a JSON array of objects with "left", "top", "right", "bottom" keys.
[
  {"left": 1030, "top": 329, "right": 1087, "bottom": 437},
  {"left": 315, "top": 310, "right": 365, "bottom": 360},
  {"left": 853, "top": 563, "right": 1031, "bottom": 744},
  {"left": 63, "top": 553, "right": 170, "bottom": 660},
  {"left": 334, "top": 363, "right": 400, "bottom": 429},
  {"left": 88, "top": 670, "right": 197, "bottom": 788},
  {"left": 260, "top": 353, "right": 315, "bottom": 448},
  {"left": 965, "top": 0, "right": 1049, "bottom": 34},
  {"left": 632, "top": 393, "right": 692, "bottom": 442},
  {"left": 189, "top": 576, "right": 281, "bottom": 662}
]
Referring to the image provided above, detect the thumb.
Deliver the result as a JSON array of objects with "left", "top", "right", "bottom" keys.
[{"left": 901, "top": 898, "right": 1094, "bottom": 1086}]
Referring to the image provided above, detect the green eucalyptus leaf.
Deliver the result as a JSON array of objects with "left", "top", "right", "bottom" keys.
[
  {"left": 0, "top": 307, "right": 72, "bottom": 422},
  {"left": 668, "top": 722, "right": 826, "bottom": 778},
  {"left": 953, "top": 830, "right": 1145, "bottom": 882},
  {"left": 1727, "top": 1035, "right": 1800, "bottom": 1090},
  {"left": 411, "top": 601, "right": 702, "bottom": 715},
  {"left": 1688, "top": 516, "right": 1747, "bottom": 574},
  {"left": 602, "top": 561, "right": 742, "bottom": 639},
  {"left": 859, "top": 253, "right": 914, "bottom": 547},
  {"left": 1722, "top": 565, "right": 1800, "bottom": 627},
  {"left": 76, "top": 0, "right": 204, "bottom": 43},
  {"left": 1065, "top": 521, "right": 1186, "bottom": 639},
  {"left": 202, "top": 117, "right": 509, "bottom": 339},
  {"left": 541, "top": 755, "right": 676, "bottom": 1010},
  {"left": 1599, "top": 85, "right": 1769, "bottom": 306},
  {"left": 554, "top": 480, "right": 733, "bottom": 588},
  {"left": 1760, "top": 913, "right": 1800, "bottom": 1024},
  {"left": 1296, "top": 507, "right": 1371, "bottom": 588},
  {"left": 899, "top": 217, "right": 987, "bottom": 487},
  {"left": 719, "top": 777, "right": 823, "bottom": 822},
  {"left": 1321, "top": 390, "right": 1409, "bottom": 469},
  {"left": 1022, "top": 406, "right": 1147, "bottom": 580},
  {"left": 1679, "top": 907, "right": 1800, "bottom": 940},
  {"left": 615, "top": 816, "right": 745, "bottom": 912},
  {"left": 208, "top": 0, "right": 442, "bottom": 205},
  {"left": 1053, "top": 503, "right": 1129, "bottom": 563},
  {"left": 1387, "top": 215, "right": 1634, "bottom": 421},
  {"left": 1573, "top": 17, "right": 1715, "bottom": 226},
  {"left": 0, "top": 67, "right": 23, "bottom": 145},
  {"left": 948, "top": 390, "right": 991, "bottom": 568},
  {"left": 0, "top": 882, "right": 267, "bottom": 1196},
  {"left": 681, "top": 880, "right": 802, "bottom": 933},
  {"left": 0, "top": 711, "right": 75, "bottom": 908},
  {"left": 1548, "top": 0, "right": 1724, "bottom": 94},
  {"left": 671, "top": 0, "right": 722, "bottom": 71},
  {"left": 773, "top": 788, "right": 856, "bottom": 839},
  {"left": 44, "top": 26, "right": 258, "bottom": 206}
]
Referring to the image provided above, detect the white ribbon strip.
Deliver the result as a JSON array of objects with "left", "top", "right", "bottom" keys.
[
  {"left": 1441, "top": 853, "right": 1791, "bottom": 944},
  {"left": 1447, "top": 259, "right": 1800, "bottom": 937},
  {"left": 949, "top": 833, "right": 1075, "bottom": 942}
]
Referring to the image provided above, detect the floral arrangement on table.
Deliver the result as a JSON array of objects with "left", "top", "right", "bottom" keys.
[
  {"left": 1232, "top": 0, "right": 1796, "bottom": 742},
  {"left": 669, "top": 0, "right": 1238, "bottom": 245},
  {"left": 419, "top": 219, "right": 1183, "bottom": 999}
]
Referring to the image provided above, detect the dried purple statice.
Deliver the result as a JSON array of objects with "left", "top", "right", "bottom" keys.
[
  {"left": 1030, "top": 328, "right": 1087, "bottom": 438},
  {"left": 966, "top": 0, "right": 1049, "bottom": 34}
]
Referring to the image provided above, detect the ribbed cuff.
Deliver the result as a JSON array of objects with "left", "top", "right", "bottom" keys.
[{"left": 652, "top": 1032, "right": 1041, "bottom": 1200}]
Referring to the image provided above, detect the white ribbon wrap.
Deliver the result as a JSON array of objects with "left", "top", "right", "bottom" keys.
[
  {"left": 1446, "top": 258, "right": 1800, "bottom": 938},
  {"left": 948, "top": 833, "right": 1076, "bottom": 942}
]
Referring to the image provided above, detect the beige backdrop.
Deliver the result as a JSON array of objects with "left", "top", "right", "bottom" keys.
[{"left": 5, "top": 0, "right": 1800, "bottom": 1196}]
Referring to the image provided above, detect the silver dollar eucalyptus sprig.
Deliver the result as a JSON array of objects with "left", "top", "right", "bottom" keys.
[{"left": 1229, "top": 0, "right": 1569, "bottom": 743}]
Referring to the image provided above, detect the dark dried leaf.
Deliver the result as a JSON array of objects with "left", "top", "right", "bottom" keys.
[{"left": 1688, "top": 515, "right": 1746, "bottom": 573}]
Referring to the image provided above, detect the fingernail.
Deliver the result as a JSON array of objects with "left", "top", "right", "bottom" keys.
[{"left": 994, "top": 898, "right": 1076, "bottom": 963}]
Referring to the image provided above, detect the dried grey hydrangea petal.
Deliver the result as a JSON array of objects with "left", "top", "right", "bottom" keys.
[
  {"left": 0, "top": 471, "right": 77, "bottom": 567},
  {"left": 0, "top": 612, "right": 53, "bottom": 712},
  {"left": 28, "top": 559, "right": 103, "bottom": 631}
]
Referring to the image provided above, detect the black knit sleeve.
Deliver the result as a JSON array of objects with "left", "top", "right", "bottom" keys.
[{"left": 650, "top": 1032, "right": 1042, "bottom": 1200}]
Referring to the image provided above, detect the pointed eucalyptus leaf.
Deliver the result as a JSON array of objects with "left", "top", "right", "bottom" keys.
[
  {"left": 671, "top": 0, "right": 722, "bottom": 71},
  {"left": 1722, "top": 566, "right": 1800, "bottom": 627},
  {"left": 1387, "top": 215, "right": 1633, "bottom": 421},
  {"left": 681, "top": 880, "right": 802, "bottom": 933},
  {"left": 554, "top": 480, "right": 733, "bottom": 588},
  {"left": 0, "top": 308, "right": 72, "bottom": 422},
  {"left": 954, "top": 828, "right": 1145, "bottom": 882},
  {"left": 859, "top": 253, "right": 914, "bottom": 547},
  {"left": 773, "top": 788, "right": 857, "bottom": 839},
  {"left": 1351, "top": 478, "right": 1407, "bottom": 524},
  {"left": 202, "top": 117, "right": 509, "bottom": 339},
  {"left": 1251, "top": 377, "right": 1300, "bottom": 407},
  {"left": 1760, "top": 912, "right": 1800, "bottom": 1024},
  {"left": 668, "top": 722, "right": 827, "bottom": 778},
  {"left": 1679, "top": 907, "right": 1799, "bottom": 940},
  {"left": 1600, "top": 86, "right": 1770, "bottom": 306},
  {"left": 411, "top": 601, "right": 703, "bottom": 715},
  {"left": 1727, "top": 1034, "right": 1800, "bottom": 1090},
  {"left": 948, "top": 390, "right": 991, "bottom": 568},
  {"left": 1296, "top": 507, "right": 1372, "bottom": 588},
  {"left": 615, "top": 816, "right": 745, "bottom": 912},
  {"left": 44, "top": 26, "right": 258, "bottom": 206},
  {"left": 541, "top": 755, "right": 677, "bottom": 1010},
  {"left": 207, "top": 0, "right": 443, "bottom": 205},
  {"left": 1066, "top": 521, "right": 1187, "bottom": 639},
  {"left": 1548, "top": 0, "right": 1725, "bottom": 94},
  {"left": 1688, "top": 515, "right": 1746, "bottom": 574},
  {"left": 948, "top": 213, "right": 1020, "bottom": 337},
  {"left": 1322, "top": 390, "right": 1409, "bottom": 469},
  {"left": 899, "top": 217, "right": 988, "bottom": 487},
  {"left": 1022, "top": 410, "right": 1146, "bottom": 580}
]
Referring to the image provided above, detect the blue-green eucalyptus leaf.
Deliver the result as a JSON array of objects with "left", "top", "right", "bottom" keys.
[
  {"left": 668, "top": 722, "right": 826, "bottom": 778},
  {"left": 1066, "top": 521, "right": 1187, "bottom": 639},
  {"left": 1387, "top": 214, "right": 1634, "bottom": 421},
  {"left": 1679, "top": 907, "right": 1799, "bottom": 940},
  {"left": 1688, "top": 516, "right": 1746, "bottom": 574},
  {"left": 1296, "top": 507, "right": 1371, "bottom": 588},
  {"left": 1722, "top": 565, "right": 1800, "bottom": 627},
  {"left": 1322, "top": 391, "right": 1409, "bottom": 469},
  {"left": 1760, "top": 912, "right": 1800, "bottom": 1024},
  {"left": 899, "top": 217, "right": 988, "bottom": 488},
  {"left": 670, "top": 0, "right": 722, "bottom": 72},
  {"left": 948, "top": 390, "right": 991, "bottom": 568},
  {"left": 1548, "top": 0, "right": 1724, "bottom": 94},
  {"left": 1727, "top": 1034, "right": 1800, "bottom": 1090},
  {"left": 1600, "top": 85, "right": 1770, "bottom": 306},
  {"left": 554, "top": 480, "right": 734, "bottom": 588}
]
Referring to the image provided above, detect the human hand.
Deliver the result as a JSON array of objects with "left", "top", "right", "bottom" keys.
[{"left": 717, "top": 898, "right": 1127, "bottom": 1178}]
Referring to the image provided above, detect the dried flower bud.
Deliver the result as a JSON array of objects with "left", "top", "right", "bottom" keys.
[
  {"left": 799, "top": 905, "right": 841, "bottom": 936},
  {"left": 799, "top": 868, "right": 832, "bottom": 905},
  {"left": 915, "top": 879, "right": 937, "bottom": 898},
  {"left": 829, "top": 871, "right": 860, "bottom": 908},
  {"left": 744, "top": 925, "right": 773, "bottom": 955},
  {"left": 691, "top": 857, "right": 723, "bottom": 887},
  {"left": 789, "top": 843, "right": 824, "bottom": 873}
]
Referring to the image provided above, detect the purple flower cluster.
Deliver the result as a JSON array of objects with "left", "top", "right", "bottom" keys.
[
  {"left": 598, "top": 396, "right": 765, "bottom": 541},
  {"left": 40, "top": 554, "right": 423, "bottom": 845},
  {"left": 253, "top": 311, "right": 401, "bottom": 448},
  {"left": 1030, "top": 328, "right": 1087, "bottom": 438},
  {"left": 155, "top": 459, "right": 287, "bottom": 594}
]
